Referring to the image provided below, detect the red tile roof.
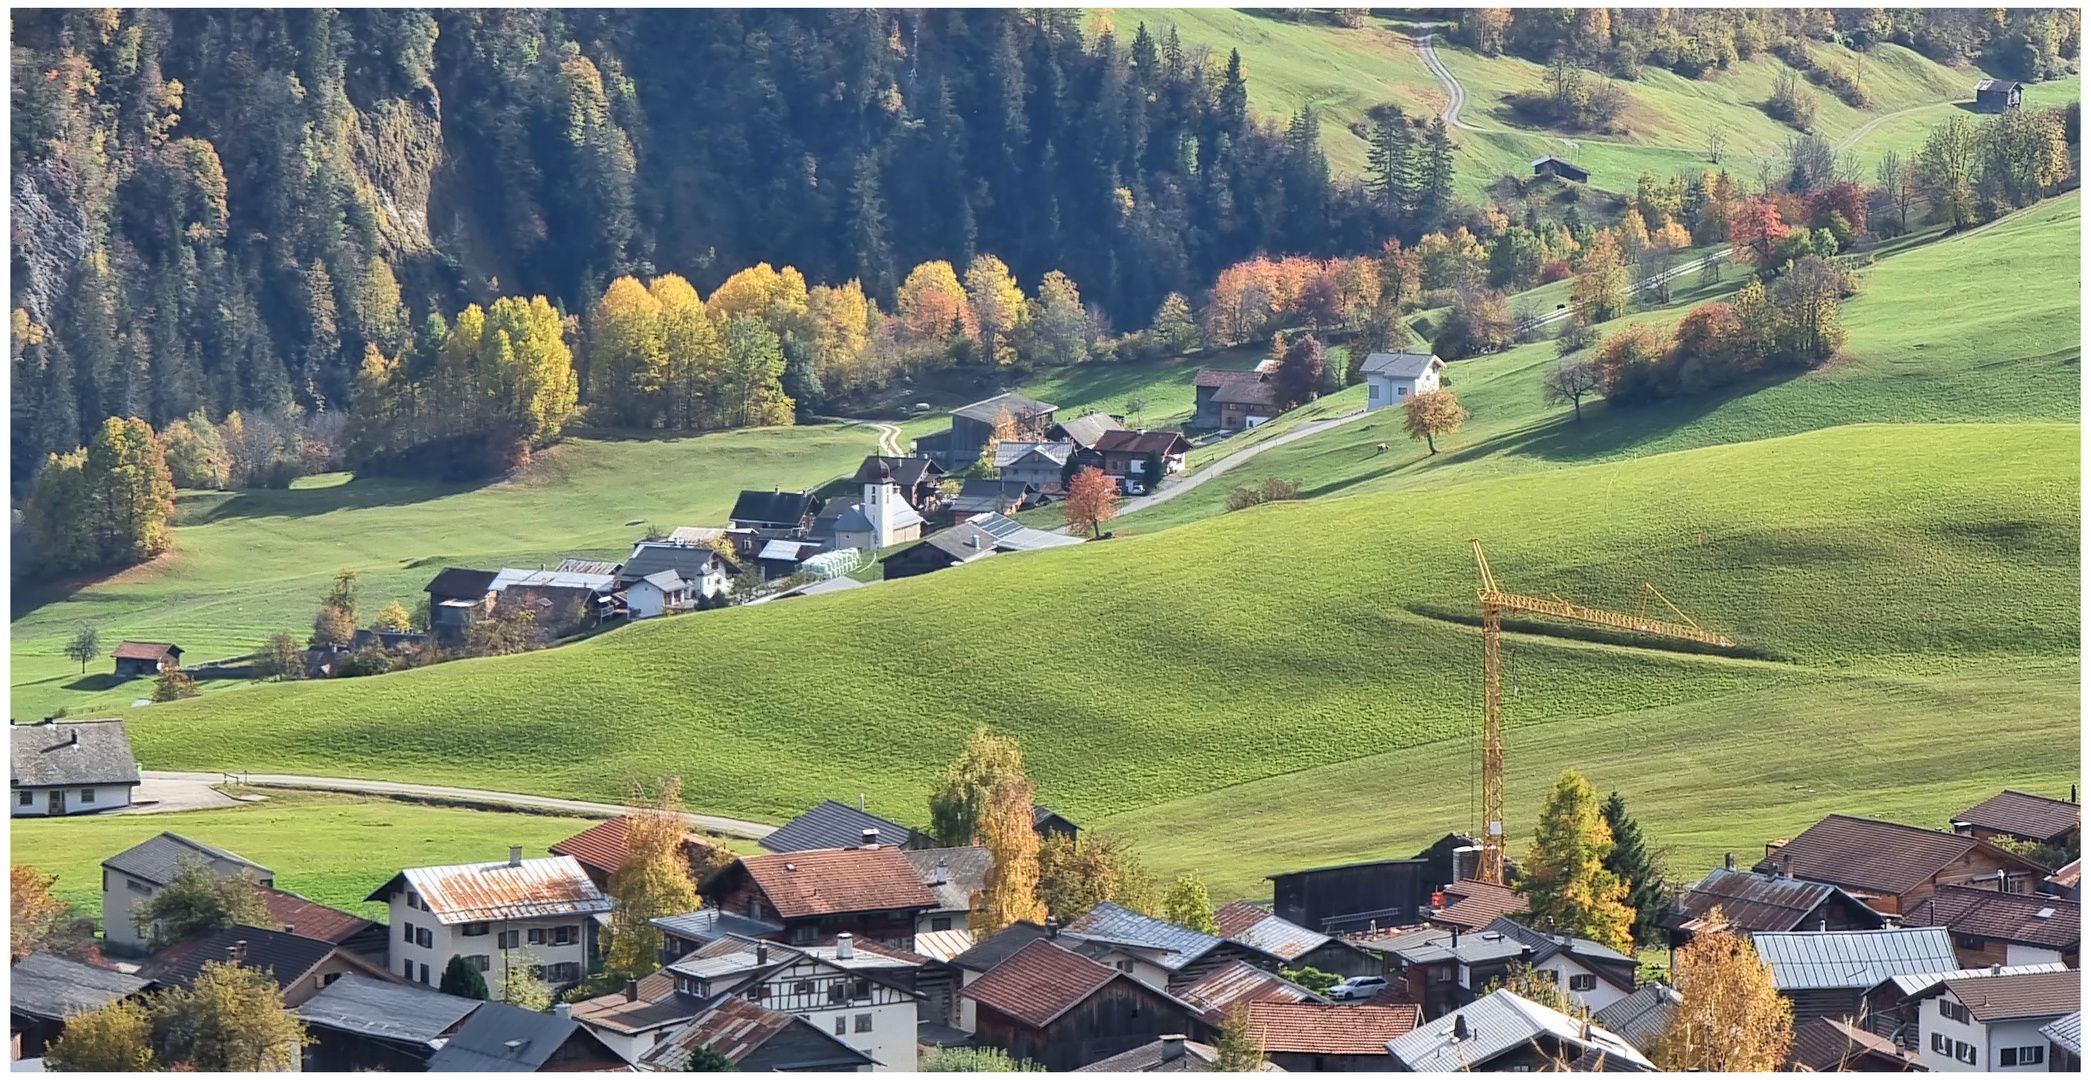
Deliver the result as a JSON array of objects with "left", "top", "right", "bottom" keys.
[
  {"left": 1786, "top": 1017, "right": 1914, "bottom": 1072},
  {"left": 736, "top": 846, "right": 938, "bottom": 919},
  {"left": 1247, "top": 1001, "right": 1421, "bottom": 1054},
  {"left": 1093, "top": 430, "right": 1189, "bottom": 456},
  {"left": 1953, "top": 790, "right": 2081, "bottom": 843},
  {"left": 258, "top": 887, "right": 376, "bottom": 945},
  {"left": 1193, "top": 368, "right": 1263, "bottom": 388},
  {"left": 1754, "top": 815, "right": 2047, "bottom": 897},
  {"left": 112, "top": 641, "right": 179, "bottom": 661},
  {"left": 1904, "top": 884, "right": 2080, "bottom": 950},
  {"left": 549, "top": 816, "right": 725, "bottom": 878},
  {"left": 1431, "top": 880, "right": 1529, "bottom": 932},
  {"left": 960, "top": 939, "right": 1119, "bottom": 1028}
]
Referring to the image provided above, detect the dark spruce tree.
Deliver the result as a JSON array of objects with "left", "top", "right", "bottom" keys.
[{"left": 1600, "top": 791, "right": 1669, "bottom": 948}]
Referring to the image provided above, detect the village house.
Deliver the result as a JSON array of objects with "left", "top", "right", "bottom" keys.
[
  {"left": 549, "top": 814, "right": 732, "bottom": 892},
  {"left": 1914, "top": 968, "right": 2078, "bottom": 1071},
  {"left": 423, "top": 567, "right": 498, "bottom": 641},
  {"left": 1034, "top": 805, "right": 1081, "bottom": 841},
  {"left": 423, "top": 998, "right": 628, "bottom": 1072},
  {"left": 569, "top": 970, "right": 698, "bottom": 1063},
  {"left": 486, "top": 566, "right": 618, "bottom": 636},
  {"left": 961, "top": 938, "right": 1205, "bottom": 1071},
  {"left": 1951, "top": 788, "right": 2080, "bottom": 849},
  {"left": 1093, "top": 429, "right": 1190, "bottom": 493},
  {"left": 652, "top": 933, "right": 922, "bottom": 1070},
  {"left": 994, "top": 441, "right": 1075, "bottom": 492},
  {"left": 295, "top": 972, "right": 482, "bottom": 1072},
  {"left": 699, "top": 839, "right": 940, "bottom": 951},
  {"left": 904, "top": 846, "right": 990, "bottom": 938},
  {"left": 1174, "top": 959, "right": 1330, "bottom": 1027},
  {"left": 1589, "top": 983, "right": 1681, "bottom": 1058},
  {"left": 258, "top": 885, "right": 390, "bottom": 960},
  {"left": 1755, "top": 813, "right": 2054, "bottom": 913},
  {"left": 1858, "top": 962, "right": 2068, "bottom": 1052},
  {"left": 761, "top": 800, "right": 934, "bottom": 853},
  {"left": 1247, "top": 1000, "right": 1422, "bottom": 1072},
  {"left": 1426, "top": 877, "right": 1527, "bottom": 934},
  {"left": 138, "top": 923, "right": 404, "bottom": 1007},
  {"left": 1386, "top": 989, "right": 1653, "bottom": 1072},
  {"left": 1212, "top": 900, "right": 1384, "bottom": 978},
  {"left": 636, "top": 993, "right": 877, "bottom": 1071},
  {"left": 914, "top": 393, "right": 1057, "bottom": 469},
  {"left": 10, "top": 951, "right": 152, "bottom": 1059},
  {"left": 948, "top": 478, "right": 1042, "bottom": 521},
  {"left": 727, "top": 489, "right": 824, "bottom": 555},
  {"left": 1975, "top": 77, "right": 2024, "bottom": 112},
  {"left": 12, "top": 717, "right": 140, "bottom": 817},
  {"left": 365, "top": 848, "right": 610, "bottom": 993},
  {"left": 1268, "top": 846, "right": 1456, "bottom": 934},
  {"left": 1903, "top": 884, "right": 2080, "bottom": 968},
  {"left": 1530, "top": 154, "right": 1590, "bottom": 183},
  {"left": 616, "top": 540, "right": 736, "bottom": 617},
  {"left": 101, "top": 832, "right": 274, "bottom": 956},
  {"left": 1360, "top": 351, "right": 1445, "bottom": 412},
  {"left": 1076, "top": 1033, "right": 1278, "bottom": 1072},
  {"left": 1381, "top": 917, "right": 1637, "bottom": 1018},
  {"left": 1786, "top": 1016, "right": 1920, "bottom": 1072},
  {"left": 1050, "top": 411, "right": 1129, "bottom": 454},
  {"left": 949, "top": 921, "right": 1180, "bottom": 1031},
  {"left": 1754, "top": 926, "right": 1960, "bottom": 1023},
  {"left": 1211, "top": 371, "right": 1285, "bottom": 431},
  {"left": 1066, "top": 902, "right": 1289, "bottom": 992},
  {"left": 1190, "top": 369, "right": 1265, "bottom": 429},
  {"left": 851, "top": 455, "right": 946, "bottom": 514},
  {"left": 755, "top": 538, "right": 826, "bottom": 580},
  {"left": 882, "top": 513, "right": 1082, "bottom": 579},
  {"left": 1663, "top": 863, "right": 1888, "bottom": 946},
  {"left": 110, "top": 640, "right": 182, "bottom": 678},
  {"left": 2043, "top": 1012, "right": 2082, "bottom": 1071}
]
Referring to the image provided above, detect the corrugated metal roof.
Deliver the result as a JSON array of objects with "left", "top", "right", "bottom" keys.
[
  {"left": 1589, "top": 984, "right": 1680, "bottom": 1053},
  {"left": 1176, "top": 960, "right": 1327, "bottom": 1025},
  {"left": 377, "top": 855, "right": 609, "bottom": 924},
  {"left": 1669, "top": 867, "right": 1877, "bottom": 935},
  {"left": 1753, "top": 927, "right": 1958, "bottom": 990},
  {"left": 914, "top": 928, "right": 978, "bottom": 962},
  {"left": 488, "top": 567, "right": 616, "bottom": 593},
  {"left": 1883, "top": 961, "right": 2066, "bottom": 997},
  {"left": 969, "top": 513, "right": 1083, "bottom": 551},
  {"left": 2041, "top": 1011, "right": 2081, "bottom": 1055},
  {"left": 295, "top": 973, "right": 480, "bottom": 1043},
  {"left": 953, "top": 392, "right": 1055, "bottom": 424},
  {"left": 1066, "top": 902, "right": 1225, "bottom": 971},
  {"left": 1211, "top": 901, "right": 1329, "bottom": 961},
  {"left": 1387, "top": 990, "right": 1651, "bottom": 1072},
  {"left": 649, "top": 907, "right": 784, "bottom": 943}
]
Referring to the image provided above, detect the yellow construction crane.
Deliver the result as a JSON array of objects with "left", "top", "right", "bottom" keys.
[{"left": 1469, "top": 539, "right": 1735, "bottom": 885}]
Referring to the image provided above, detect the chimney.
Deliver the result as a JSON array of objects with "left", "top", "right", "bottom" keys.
[
  {"left": 553, "top": 1002, "right": 572, "bottom": 1021},
  {"left": 225, "top": 944, "right": 239, "bottom": 963},
  {"left": 1160, "top": 1035, "right": 1187, "bottom": 1062},
  {"left": 67, "top": 729, "right": 78, "bottom": 746},
  {"left": 836, "top": 933, "right": 854, "bottom": 960},
  {"left": 1781, "top": 855, "right": 1793, "bottom": 879},
  {"left": 756, "top": 943, "right": 769, "bottom": 964},
  {"left": 233, "top": 940, "right": 249, "bottom": 964},
  {"left": 625, "top": 979, "right": 640, "bottom": 1003},
  {"left": 1450, "top": 927, "right": 1460, "bottom": 948},
  {"left": 2074, "top": 784, "right": 2079, "bottom": 804},
  {"left": 283, "top": 924, "right": 294, "bottom": 937},
  {"left": 1990, "top": 963, "right": 2003, "bottom": 975},
  {"left": 1724, "top": 852, "right": 1735, "bottom": 871},
  {"left": 1819, "top": 919, "right": 1828, "bottom": 932},
  {"left": 508, "top": 845, "right": 523, "bottom": 868},
  {"left": 1453, "top": 1015, "right": 1471, "bottom": 1041},
  {"left": 1045, "top": 917, "right": 1060, "bottom": 940},
  {"left": 934, "top": 857, "right": 949, "bottom": 886},
  {"left": 861, "top": 828, "right": 880, "bottom": 849},
  {"left": 1580, "top": 1021, "right": 1592, "bottom": 1043}
]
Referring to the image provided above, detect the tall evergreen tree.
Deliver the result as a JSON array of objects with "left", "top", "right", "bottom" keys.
[{"left": 1600, "top": 791, "right": 1668, "bottom": 947}]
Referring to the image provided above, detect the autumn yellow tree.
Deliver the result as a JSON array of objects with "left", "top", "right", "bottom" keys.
[
  {"left": 589, "top": 275, "right": 667, "bottom": 427},
  {"left": 480, "top": 295, "right": 579, "bottom": 446},
  {"left": 1570, "top": 229, "right": 1630, "bottom": 324},
  {"left": 964, "top": 254, "right": 1027, "bottom": 364},
  {"left": 42, "top": 998, "right": 157, "bottom": 1072},
  {"left": 1402, "top": 387, "right": 1468, "bottom": 455},
  {"left": 706, "top": 262, "right": 809, "bottom": 325},
  {"left": 150, "top": 959, "right": 310, "bottom": 1071},
  {"left": 929, "top": 727, "right": 1028, "bottom": 846},
  {"left": 605, "top": 778, "right": 703, "bottom": 978},
  {"left": 651, "top": 274, "right": 724, "bottom": 430},
  {"left": 972, "top": 776, "right": 1046, "bottom": 937},
  {"left": 897, "top": 260, "right": 976, "bottom": 342},
  {"left": 12, "top": 864, "right": 67, "bottom": 960},
  {"left": 806, "top": 279, "right": 877, "bottom": 393},
  {"left": 1650, "top": 913, "right": 1794, "bottom": 1071},
  {"left": 1519, "top": 769, "right": 1634, "bottom": 953}
]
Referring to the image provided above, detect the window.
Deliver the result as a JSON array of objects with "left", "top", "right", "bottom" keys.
[
  {"left": 499, "top": 930, "right": 520, "bottom": 950},
  {"left": 528, "top": 928, "right": 546, "bottom": 945},
  {"left": 1397, "top": 386, "right": 1409, "bottom": 397},
  {"left": 17, "top": 792, "right": 30, "bottom": 806},
  {"left": 462, "top": 922, "right": 490, "bottom": 937},
  {"left": 1957, "top": 934, "right": 1986, "bottom": 951},
  {"left": 794, "top": 980, "right": 813, "bottom": 996},
  {"left": 834, "top": 1017, "right": 847, "bottom": 1035},
  {"left": 469, "top": 955, "right": 491, "bottom": 972},
  {"left": 404, "top": 960, "right": 414, "bottom": 980},
  {"left": 1435, "top": 966, "right": 1454, "bottom": 983},
  {"left": 854, "top": 1014, "right": 873, "bottom": 1033},
  {"left": 406, "top": 891, "right": 420, "bottom": 910},
  {"left": 546, "top": 962, "right": 581, "bottom": 983},
  {"left": 127, "top": 880, "right": 153, "bottom": 896},
  {"left": 416, "top": 927, "right": 433, "bottom": 948},
  {"left": 80, "top": 789, "right": 94, "bottom": 803},
  {"left": 1940, "top": 999, "right": 1971, "bottom": 1023},
  {"left": 319, "top": 972, "right": 342, "bottom": 988},
  {"left": 418, "top": 963, "right": 430, "bottom": 985},
  {"left": 752, "top": 984, "right": 770, "bottom": 1001},
  {"left": 1532, "top": 969, "right": 1558, "bottom": 984},
  {"left": 1569, "top": 974, "right": 1595, "bottom": 992},
  {"left": 1932, "top": 1033, "right": 1948, "bottom": 1055},
  {"left": 1369, "top": 384, "right": 1381, "bottom": 400},
  {"left": 930, "top": 917, "right": 952, "bottom": 932},
  {"left": 553, "top": 925, "right": 576, "bottom": 947},
  {"left": 792, "top": 925, "right": 818, "bottom": 944},
  {"left": 851, "top": 979, "right": 871, "bottom": 1000},
  {"left": 1956, "top": 1041, "right": 1977, "bottom": 1065},
  {"left": 403, "top": 921, "right": 415, "bottom": 943},
  {"left": 828, "top": 983, "right": 846, "bottom": 1004},
  {"left": 2002, "top": 1045, "right": 2045, "bottom": 1067},
  {"left": 1116, "top": 960, "right": 1136, "bottom": 974}
]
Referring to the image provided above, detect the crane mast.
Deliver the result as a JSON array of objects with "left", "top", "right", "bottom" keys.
[{"left": 1468, "top": 539, "right": 1734, "bottom": 885}]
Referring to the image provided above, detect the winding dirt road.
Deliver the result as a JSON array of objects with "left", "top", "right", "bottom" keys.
[
  {"left": 873, "top": 423, "right": 903, "bottom": 457},
  {"left": 1413, "top": 25, "right": 1487, "bottom": 133}
]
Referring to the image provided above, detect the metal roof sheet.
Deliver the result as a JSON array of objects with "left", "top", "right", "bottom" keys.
[
  {"left": 1387, "top": 990, "right": 1650, "bottom": 1072},
  {"left": 295, "top": 973, "right": 480, "bottom": 1043},
  {"left": 953, "top": 392, "right": 1055, "bottom": 424},
  {"left": 1211, "top": 901, "right": 1330, "bottom": 961},
  {"left": 1882, "top": 961, "right": 2067, "bottom": 997},
  {"left": 1066, "top": 902, "right": 1226, "bottom": 970},
  {"left": 488, "top": 567, "right": 616, "bottom": 592},
  {"left": 1589, "top": 984, "right": 1680, "bottom": 1054},
  {"left": 1359, "top": 351, "right": 1443, "bottom": 379},
  {"left": 1753, "top": 927, "right": 1958, "bottom": 990},
  {"left": 373, "top": 855, "right": 609, "bottom": 924},
  {"left": 8, "top": 952, "right": 151, "bottom": 1022},
  {"left": 1176, "top": 960, "right": 1328, "bottom": 1025},
  {"left": 650, "top": 907, "right": 784, "bottom": 942},
  {"left": 913, "top": 928, "right": 978, "bottom": 962},
  {"left": 2041, "top": 1011, "right": 2081, "bottom": 1055}
]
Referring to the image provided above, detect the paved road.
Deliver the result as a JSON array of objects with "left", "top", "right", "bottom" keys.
[
  {"left": 115, "top": 773, "right": 253, "bottom": 815},
  {"left": 1834, "top": 102, "right": 1943, "bottom": 152},
  {"left": 1413, "top": 25, "right": 1487, "bottom": 133},
  {"left": 1098, "top": 408, "right": 1373, "bottom": 525},
  {"left": 1523, "top": 251, "right": 1728, "bottom": 332},
  {"left": 141, "top": 770, "right": 777, "bottom": 839}
]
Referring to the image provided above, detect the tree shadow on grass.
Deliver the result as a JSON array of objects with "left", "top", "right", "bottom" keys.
[
  {"left": 180, "top": 473, "right": 493, "bottom": 526},
  {"left": 63, "top": 673, "right": 131, "bottom": 692}
]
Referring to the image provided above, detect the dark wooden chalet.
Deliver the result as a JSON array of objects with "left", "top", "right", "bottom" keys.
[
  {"left": 962, "top": 939, "right": 1204, "bottom": 1071},
  {"left": 699, "top": 842, "right": 939, "bottom": 951},
  {"left": 1269, "top": 850, "right": 1449, "bottom": 934},
  {"left": 727, "top": 490, "right": 823, "bottom": 555},
  {"left": 1190, "top": 370, "right": 1263, "bottom": 429},
  {"left": 1951, "top": 788, "right": 2080, "bottom": 847},
  {"left": 1531, "top": 155, "right": 1589, "bottom": 183},
  {"left": 1663, "top": 864, "right": 1888, "bottom": 947},
  {"left": 1032, "top": 805, "right": 1080, "bottom": 842},
  {"left": 1975, "top": 78, "right": 2023, "bottom": 112},
  {"left": 914, "top": 393, "right": 1057, "bottom": 469},
  {"left": 422, "top": 567, "right": 496, "bottom": 642},
  {"left": 111, "top": 641, "right": 182, "bottom": 678}
]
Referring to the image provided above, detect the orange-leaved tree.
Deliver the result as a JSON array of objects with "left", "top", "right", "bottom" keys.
[
  {"left": 1062, "top": 466, "right": 1119, "bottom": 538},
  {"left": 1650, "top": 911, "right": 1793, "bottom": 1071},
  {"left": 1402, "top": 387, "right": 1468, "bottom": 455}
]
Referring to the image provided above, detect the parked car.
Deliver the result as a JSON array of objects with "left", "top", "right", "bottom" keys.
[
  {"left": 1123, "top": 480, "right": 1147, "bottom": 496},
  {"left": 1326, "top": 975, "right": 1388, "bottom": 1001}
]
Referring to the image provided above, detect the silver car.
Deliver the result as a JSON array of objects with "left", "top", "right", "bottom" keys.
[{"left": 1325, "top": 975, "right": 1387, "bottom": 1001}]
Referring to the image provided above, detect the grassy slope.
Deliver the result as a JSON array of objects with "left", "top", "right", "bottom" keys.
[
  {"left": 1119, "top": 193, "right": 2081, "bottom": 532},
  {"left": 115, "top": 423, "right": 2079, "bottom": 858},
  {"left": 10, "top": 789, "right": 607, "bottom": 921}
]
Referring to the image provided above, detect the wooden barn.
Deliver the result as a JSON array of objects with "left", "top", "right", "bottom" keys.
[
  {"left": 962, "top": 939, "right": 1205, "bottom": 1071},
  {"left": 1975, "top": 78, "right": 2023, "bottom": 112},
  {"left": 1531, "top": 155, "right": 1590, "bottom": 183}
]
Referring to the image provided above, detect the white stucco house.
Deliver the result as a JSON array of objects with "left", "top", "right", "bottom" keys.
[
  {"left": 1916, "top": 968, "right": 2079, "bottom": 1071},
  {"left": 1361, "top": 351, "right": 1445, "bottom": 411},
  {"left": 101, "top": 833, "right": 274, "bottom": 956},
  {"left": 364, "top": 849, "right": 610, "bottom": 994},
  {"left": 12, "top": 717, "right": 141, "bottom": 817},
  {"left": 615, "top": 540, "right": 735, "bottom": 618}
]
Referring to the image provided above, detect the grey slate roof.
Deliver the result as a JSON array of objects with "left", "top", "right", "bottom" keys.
[
  {"left": 1359, "top": 351, "right": 1443, "bottom": 379},
  {"left": 1590, "top": 983, "right": 1680, "bottom": 1054},
  {"left": 1483, "top": 916, "right": 1637, "bottom": 973},
  {"left": 905, "top": 846, "right": 994, "bottom": 915},
  {"left": 423, "top": 567, "right": 496, "bottom": 599},
  {"left": 11, "top": 719, "right": 140, "bottom": 789},
  {"left": 1052, "top": 412, "right": 1127, "bottom": 450},
  {"left": 620, "top": 541, "right": 726, "bottom": 585},
  {"left": 1065, "top": 902, "right": 1248, "bottom": 971},
  {"left": 137, "top": 924, "right": 349, "bottom": 992},
  {"left": 2041, "top": 1011, "right": 2081, "bottom": 1056},
  {"left": 954, "top": 392, "right": 1055, "bottom": 424},
  {"left": 1075, "top": 1038, "right": 1243, "bottom": 1072},
  {"left": 650, "top": 907, "right": 785, "bottom": 943},
  {"left": 917, "top": 521, "right": 1001, "bottom": 565},
  {"left": 729, "top": 490, "right": 818, "bottom": 528},
  {"left": 994, "top": 440, "right": 1074, "bottom": 469},
  {"left": 1386, "top": 989, "right": 1652, "bottom": 1072},
  {"left": 949, "top": 921, "right": 1055, "bottom": 974},
  {"left": 1212, "top": 902, "right": 1331, "bottom": 962},
  {"left": 423, "top": 999, "right": 610, "bottom": 1072},
  {"left": 295, "top": 973, "right": 480, "bottom": 1044},
  {"left": 759, "top": 799, "right": 927, "bottom": 853},
  {"left": 1951, "top": 789, "right": 2081, "bottom": 843},
  {"left": 1753, "top": 927, "right": 1958, "bottom": 991},
  {"left": 851, "top": 455, "right": 942, "bottom": 487},
  {"left": 950, "top": 478, "right": 1037, "bottom": 514},
  {"left": 102, "top": 832, "right": 271, "bottom": 887},
  {"left": 8, "top": 952, "right": 151, "bottom": 1021}
]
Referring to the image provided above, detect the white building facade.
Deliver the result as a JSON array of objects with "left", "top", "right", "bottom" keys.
[
  {"left": 1361, "top": 351, "right": 1445, "bottom": 411},
  {"left": 1919, "top": 972, "right": 2078, "bottom": 1072},
  {"left": 367, "top": 850, "right": 609, "bottom": 995}
]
